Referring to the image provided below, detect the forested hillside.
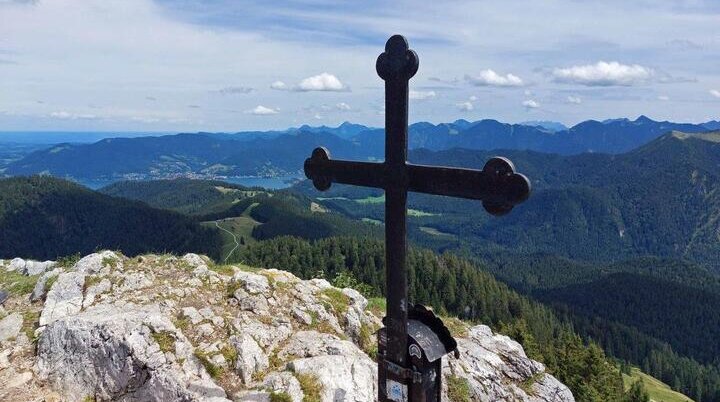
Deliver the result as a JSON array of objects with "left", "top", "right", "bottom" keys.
[
  {"left": 0, "top": 176, "right": 222, "bottom": 260},
  {"left": 100, "top": 178, "right": 263, "bottom": 215}
]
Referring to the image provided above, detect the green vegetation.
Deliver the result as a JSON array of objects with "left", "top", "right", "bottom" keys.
[
  {"left": 319, "top": 288, "right": 350, "bottom": 315},
  {"left": 151, "top": 330, "right": 175, "bottom": 353},
  {"left": 296, "top": 372, "right": 322, "bottom": 402},
  {"left": 56, "top": 253, "right": 81, "bottom": 268},
  {"left": 100, "top": 178, "right": 263, "bottom": 215},
  {"left": 269, "top": 392, "right": 293, "bottom": 402},
  {"left": 623, "top": 368, "right": 693, "bottom": 402},
  {"left": 21, "top": 310, "right": 40, "bottom": 340},
  {"left": 0, "top": 270, "right": 38, "bottom": 296},
  {"left": 194, "top": 350, "right": 223, "bottom": 379},
  {"left": 0, "top": 176, "right": 222, "bottom": 260},
  {"left": 446, "top": 375, "right": 471, "bottom": 402}
]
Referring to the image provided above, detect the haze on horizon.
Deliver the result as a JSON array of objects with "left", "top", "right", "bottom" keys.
[{"left": 1, "top": 0, "right": 719, "bottom": 132}]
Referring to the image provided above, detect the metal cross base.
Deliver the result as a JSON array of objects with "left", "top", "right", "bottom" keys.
[{"left": 304, "top": 35, "right": 531, "bottom": 402}]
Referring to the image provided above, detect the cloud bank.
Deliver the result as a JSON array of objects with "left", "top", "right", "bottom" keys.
[
  {"left": 465, "top": 70, "right": 524, "bottom": 87},
  {"left": 552, "top": 61, "right": 653, "bottom": 86}
]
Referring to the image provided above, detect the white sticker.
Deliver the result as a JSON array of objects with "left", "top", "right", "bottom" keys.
[
  {"left": 409, "top": 344, "right": 422, "bottom": 359},
  {"left": 387, "top": 379, "right": 408, "bottom": 402}
]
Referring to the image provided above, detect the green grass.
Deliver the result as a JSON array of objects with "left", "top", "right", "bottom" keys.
[
  {"left": 319, "top": 288, "right": 350, "bottom": 315},
  {"left": 269, "top": 392, "right": 293, "bottom": 402},
  {"left": 194, "top": 350, "right": 223, "bottom": 379},
  {"left": 151, "top": 330, "right": 176, "bottom": 353},
  {"left": 0, "top": 270, "right": 39, "bottom": 296},
  {"left": 407, "top": 208, "right": 437, "bottom": 217},
  {"left": 296, "top": 372, "right": 323, "bottom": 402},
  {"left": 622, "top": 368, "right": 694, "bottom": 402},
  {"left": 202, "top": 215, "right": 260, "bottom": 262},
  {"left": 446, "top": 375, "right": 471, "bottom": 402},
  {"left": 56, "top": 253, "right": 81, "bottom": 268},
  {"left": 356, "top": 194, "right": 385, "bottom": 204},
  {"left": 361, "top": 217, "right": 382, "bottom": 225},
  {"left": 419, "top": 226, "right": 456, "bottom": 237},
  {"left": 366, "top": 297, "right": 386, "bottom": 317},
  {"left": 21, "top": 310, "right": 40, "bottom": 340}
]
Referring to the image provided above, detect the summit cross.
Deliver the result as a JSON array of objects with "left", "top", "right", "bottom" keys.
[{"left": 304, "top": 35, "right": 531, "bottom": 401}]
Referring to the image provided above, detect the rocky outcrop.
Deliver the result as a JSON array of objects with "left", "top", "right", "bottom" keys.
[{"left": 0, "top": 252, "right": 575, "bottom": 402}]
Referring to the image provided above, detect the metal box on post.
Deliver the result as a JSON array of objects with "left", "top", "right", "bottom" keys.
[{"left": 378, "top": 305, "right": 458, "bottom": 402}]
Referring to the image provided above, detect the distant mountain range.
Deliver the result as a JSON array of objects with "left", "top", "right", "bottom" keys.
[{"left": 2, "top": 115, "right": 716, "bottom": 180}]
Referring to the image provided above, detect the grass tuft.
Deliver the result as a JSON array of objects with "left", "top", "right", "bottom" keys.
[
  {"left": 0, "top": 270, "right": 39, "bottom": 296},
  {"left": 56, "top": 253, "right": 81, "bottom": 268},
  {"left": 296, "top": 372, "right": 323, "bottom": 402},
  {"left": 446, "top": 375, "right": 471, "bottom": 402},
  {"left": 269, "top": 392, "right": 293, "bottom": 402},
  {"left": 151, "top": 330, "right": 176, "bottom": 353},
  {"left": 319, "top": 288, "right": 350, "bottom": 315},
  {"left": 194, "top": 350, "right": 223, "bottom": 379}
]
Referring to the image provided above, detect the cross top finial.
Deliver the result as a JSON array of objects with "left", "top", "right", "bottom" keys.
[{"left": 376, "top": 34, "right": 419, "bottom": 81}]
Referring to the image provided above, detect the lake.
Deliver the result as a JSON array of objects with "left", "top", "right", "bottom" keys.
[{"left": 76, "top": 175, "right": 303, "bottom": 190}]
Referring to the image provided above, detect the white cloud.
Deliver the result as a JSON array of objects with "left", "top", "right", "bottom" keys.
[
  {"left": 657, "top": 95, "right": 670, "bottom": 101},
  {"left": 219, "top": 86, "right": 254, "bottom": 95},
  {"left": 567, "top": 95, "right": 582, "bottom": 104},
  {"left": 468, "top": 95, "right": 478, "bottom": 101},
  {"left": 409, "top": 90, "right": 436, "bottom": 100},
  {"left": 270, "top": 81, "right": 288, "bottom": 90},
  {"left": 246, "top": 105, "right": 279, "bottom": 115},
  {"left": 465, "top": 69, "right": 524, "bottom": 87},
  {"left": 552, "top": 61, "right": 653, "bottom": 86},
  {"left": 522, "top": 99, "right": 540, "bottom": 109},
  {"left": 456, "top": 101, "right": 474, "bottom": 111},
  {"left": 50, "top": 111, "right": 98, "bottom": 120},
  {"left": 336, "top": 102, "right": 351, "bottom": 111},
  {"left": 296, "top": 73, "right": 347, "bottom": 92},
  {"left": 710, "top": 89, "right": 720, "bottom": 98}
]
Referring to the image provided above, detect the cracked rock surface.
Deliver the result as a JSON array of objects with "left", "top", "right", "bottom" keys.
[{"left": 0, "top": 252, "right": 574, "bottom": 401}]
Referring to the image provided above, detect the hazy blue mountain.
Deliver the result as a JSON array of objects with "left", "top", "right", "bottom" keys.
[
  {"left": 520, "top": 120, "right": 568, "bottom": 132},
  {"left": 5, "top": 116, "right": 713, "bottom": 181},
  {"left": 351, "top": 115, "right": 710, "bottom": 155},
  {"left": 703, "top": 120, "right": 720, "bottom": 130},
  {"left": 5, "top": 130, "right": 369, "bottom": 179}
]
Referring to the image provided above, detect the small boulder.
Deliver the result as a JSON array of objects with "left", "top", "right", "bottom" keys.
[
  {"left": 39, "top": 272, "right": 85, "bottom": 326},
  {"left": 230, "top": 333, "right": 269, "bottom": 385},
  {"left": 0, "top": 312, "right": 23, "bottom": 342},
  {"left": 232, "top": 271, "right": 270, "bottom": 295},
  {"left": 74, "top": 251, "right": 120, "bottom": 274}
]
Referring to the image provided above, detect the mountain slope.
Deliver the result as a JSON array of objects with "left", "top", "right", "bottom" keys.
[
  {"left": 0, "top": 176, "right": 222, "bottom": 260},
  {"left": 99, "top": 178, "right": 262, "bottom": 215},
  {"left": 301, "top": 131, "right": 720, "bottom": 271},
  {"left": 6, "top": 131, "right": 369, "bottom": 179}
]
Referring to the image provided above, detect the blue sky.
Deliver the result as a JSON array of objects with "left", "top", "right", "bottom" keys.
[{"left": 1, "top": 0, "right": 719, "bottom": 131}]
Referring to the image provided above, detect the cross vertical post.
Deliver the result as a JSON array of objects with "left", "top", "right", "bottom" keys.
[
  {"left": 377, "top": 35, "right": 418, "bottom": 390},
  {"left": 303, "top": 34, "right": 531, "bottom": 401}
]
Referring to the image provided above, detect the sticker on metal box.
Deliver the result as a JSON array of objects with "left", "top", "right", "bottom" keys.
[{"left": 387, "top": 380, "right": 408, "bottom": 402}]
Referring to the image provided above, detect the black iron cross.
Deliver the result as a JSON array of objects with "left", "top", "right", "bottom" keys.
[{"left": 304, "top": 35, "right": 530, "bottom": 401}]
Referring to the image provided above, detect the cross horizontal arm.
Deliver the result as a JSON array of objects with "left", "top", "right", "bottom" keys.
[
  {"left": 304, "top": 147, "right": 386, "bottom": 191},
  {"left": 407, "top": 157, "right": 530, "bottom": 216}
]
